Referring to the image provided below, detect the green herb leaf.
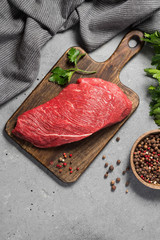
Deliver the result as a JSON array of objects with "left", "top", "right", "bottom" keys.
[
  {"left": 67, "top": 48, "right": 86, "bottom": 65},
  {"left": 49, "top": 47, "right": 96, "bottom": 86},
  {"left": 142, "top": 31, "right": 160, "bottom": 126},
  {"left": 155, "top": 119, "right": 160, "bottom": 125},
  {"left": 49, "top": 75, "right": 67, "bottom": 85},
  {"left": 151, "top": 54, "right": 160, "bottom": 68},
  {"left": 67, "top": 48, "right": 80, "bottom": 65},
  {"left": 142, "top": 31, "right": 160, "bottom": 46},
  {"left": 149, "top": 88, "right": 160, "bottom": 106},
  {"left": 145, "top": 68, "right": 160, "bottom": 82},
  {"left": 51, "top": 67, "right": 67, "bottom": 76},
  {"left": 152, "top": 107, "right": 160, "bottom": 115},
  {"left": 153, "top": 45, "right": 160, "bottom": 54},
  {"left": 49, "top": 67, "right": 74, "bottom": 85}
]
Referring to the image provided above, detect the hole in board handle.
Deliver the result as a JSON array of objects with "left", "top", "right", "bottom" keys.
[{"left": 128, "top": 35, "right": 141, "bottom": 48}]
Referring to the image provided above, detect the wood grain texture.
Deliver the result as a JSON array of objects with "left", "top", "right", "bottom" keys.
[
  {"left": 130, "top": 129, "right": 160, "bottom": 190},
  {"left": 5, "top": 30, "right": 144, "bottom": 183}
]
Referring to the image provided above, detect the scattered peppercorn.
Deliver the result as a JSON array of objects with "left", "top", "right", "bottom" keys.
[
  {"left": 59, "top": 157, "right": 65, "bottom": 162},
  {"left": 70, "top": 161, "right": 72, "bottom": 164},
  {"left": 116, "top": 137, "right": 120, "bottom": 142},
  {"left": 133, "top": 133, "right": 160, "bottom": 185},
  {"left": 102, "top": 155, "right": 106, "bottom": 160},
  {"left": 111, "top": 185, "right": 116, "bottom": 191},
  {"left": 110, "top": 180, "right": 115, "bottom": 185},
  {"left": 56, "top": 164, "right": 62, "bottom": 168},
  {"left": 104, "top": 173, "right": 108, "bottom": 179},
  {"left": 116, "top": 159, "right": 121, "bottom": 165},
  {"left": 104, "top": 162, "right": 108, "bottom": 168},
  {"left": 109, "top": 165, "right": 114, "bottom": 171},
  {"left": 59, "top": 169, "right": 62, "bottom": 173},
  {"left": 126, "top": 190, "right": 128, "bottom": 194},
  {"left": 116, "top": 177, "right": 121, "bottom": 183},
  {"left": 122, "top": 170, "right": 126, "bottom": 175}
]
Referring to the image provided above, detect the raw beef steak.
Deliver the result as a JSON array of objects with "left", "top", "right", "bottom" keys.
[{"left": 12, "top": 78, "right": 132, "bottom": 148}]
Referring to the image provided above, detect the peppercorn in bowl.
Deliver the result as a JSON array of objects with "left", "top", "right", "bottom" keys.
[{"left": 130, "top": 129, "right": 160, "bottom": 189}]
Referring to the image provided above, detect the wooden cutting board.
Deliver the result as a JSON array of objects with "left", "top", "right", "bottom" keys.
[{"left": 5, "top": 30, "right": 144, "bottom": 183}]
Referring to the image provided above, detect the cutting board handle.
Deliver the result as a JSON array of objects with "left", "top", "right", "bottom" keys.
[{"left": 104, "top": 30, "right": 144, "bottom": 75}]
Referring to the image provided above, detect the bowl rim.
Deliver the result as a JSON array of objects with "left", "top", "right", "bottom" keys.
[{"left": 130, "top": 129, "right": 160, "bottom": 189}]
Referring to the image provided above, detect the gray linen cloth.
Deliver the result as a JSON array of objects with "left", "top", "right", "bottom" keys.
[{"left": 1, "top": 0, "right": 160, "bottom": 105}]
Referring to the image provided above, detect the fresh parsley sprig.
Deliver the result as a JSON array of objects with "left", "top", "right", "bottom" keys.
[
  {"left": 49, "top": 47, "right": 96, "bottom": 85},
  {"left": 142, "top": 31, "right": 160, "bottom": 126}
]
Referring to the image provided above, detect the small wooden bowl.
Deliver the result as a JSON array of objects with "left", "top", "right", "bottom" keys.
[{"left": 130, "top": 129, "right": 160, "bottom": 189}]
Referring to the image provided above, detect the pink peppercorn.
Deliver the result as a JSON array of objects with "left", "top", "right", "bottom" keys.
[
  {"left": 63, "top": 153, "right": 67, "bottom": 158},
  {"left": 69, "top": 154, "right": 72, "bottom": 158},
  {"left": 56, "top": 164, "right": 62, "bottom": 168}
]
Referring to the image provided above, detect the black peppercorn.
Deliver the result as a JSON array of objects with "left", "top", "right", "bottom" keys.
[{"left": 109, "top": 165, "right": 114, "bottom": 171}]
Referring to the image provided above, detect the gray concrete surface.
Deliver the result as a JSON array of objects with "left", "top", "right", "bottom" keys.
[{"left": 1, "top": 27, "right": 160, "bottom": 240}]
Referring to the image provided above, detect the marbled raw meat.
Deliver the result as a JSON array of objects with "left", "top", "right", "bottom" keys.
[{"left": 12, "top": 78, "right": 132, "bottom": 148}]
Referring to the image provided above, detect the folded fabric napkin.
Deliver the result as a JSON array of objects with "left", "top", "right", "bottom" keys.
[{"left": 1, "top": 0, "right": 160, "bottom": 105}]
